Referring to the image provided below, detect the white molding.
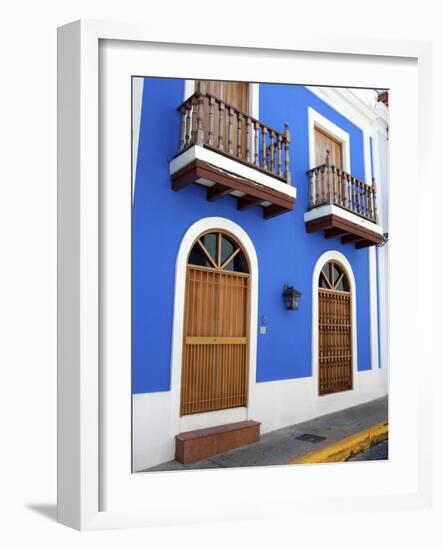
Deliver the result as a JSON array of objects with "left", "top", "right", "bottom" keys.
[
  {"left": 183, "top": 79, "right": 195, "bottom": 100},
  {"left": 363, "top": 129, "right": 372, "bottom": 184},
  {"left": 308, "top": 106, "right": 351, "bottom": 172},
  {"left": 170, "top": 145, "right": 296, "bottom": 199},
  {"left": 307, "top": 86, "right": 378, "bottom": 129},
  {"left": 363, "top": 128, "right": 380, "bottom": 372},
  {"left": 169, "top": 217, "right": 259, "bottom": 450},
  {"left": 311, "top": 251, "right": 358, "bottom": 398},
  {"left": 131, "top": 77, "right": 144, "bottom": 201},
  {"left": 250, "top": 82, "right": 259, "bottom": 119},
  {"left": 369, "top": 246, "right": 380, "bottom": 371},
  {"left": 304, "top": 204, "right": 383, "bottom": 235},
  {"left": 368, "top": 122, "right": 389, "bottom": 378},
  {"left": 374, "top": 100, "right": 389, "bottom": 124}
]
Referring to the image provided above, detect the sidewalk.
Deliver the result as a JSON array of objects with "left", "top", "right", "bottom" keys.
[{"left": 144, "top": 396, "right": 388, "bottom": 471}]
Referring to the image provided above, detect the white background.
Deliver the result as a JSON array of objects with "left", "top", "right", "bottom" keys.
[{"left": 0, "top": 1, "right": 442, "bottom": 548}]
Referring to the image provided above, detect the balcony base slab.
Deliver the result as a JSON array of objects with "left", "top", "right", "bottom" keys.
[
  {"left": 171, "top": 156, "right": 295, "bottom": 219},
  {"left": 305, "top": 210, "right": 383, "bottom": 248}
]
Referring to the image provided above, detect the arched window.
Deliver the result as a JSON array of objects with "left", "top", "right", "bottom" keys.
[
  {"left": 319, "top": 260, "right": 350, "bottom": 292},
  {"left": 188, "top": 230, "right": 249, "bottom": 273}
]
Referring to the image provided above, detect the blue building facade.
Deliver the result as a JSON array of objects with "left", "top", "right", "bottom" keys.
[{"left": 132, "top": 78, "right": 388, "bottom": 471}]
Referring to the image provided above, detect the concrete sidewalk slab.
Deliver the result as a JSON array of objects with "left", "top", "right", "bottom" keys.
[{"left": 142, "top": 396, "right": 388, "bottom": 472}]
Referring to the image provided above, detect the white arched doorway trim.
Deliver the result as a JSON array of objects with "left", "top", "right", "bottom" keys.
[
  {"left": 169, "top": 217, "right": 259, "bottom": 435},
  {"left": 312, "top": 250, "right": 358, "bottom": 399}
]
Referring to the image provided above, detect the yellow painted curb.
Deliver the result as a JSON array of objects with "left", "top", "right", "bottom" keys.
[{"left": 289, "top": 421, "right": 388, "bottom": 464}]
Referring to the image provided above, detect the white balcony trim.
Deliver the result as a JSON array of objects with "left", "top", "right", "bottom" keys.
[
  {"left": 170, "top": 145, "right": 296, "bottom": 199},
  {"left": 304, "top": 203, "right": 383, "bottom": 235}
]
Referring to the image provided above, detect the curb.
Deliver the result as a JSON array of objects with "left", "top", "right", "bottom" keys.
[{"left": 288, "top": 421, "right": 388, "bottom": 464}]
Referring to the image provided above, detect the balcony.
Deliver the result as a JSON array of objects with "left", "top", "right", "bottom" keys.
[
  {"left": 170, "top": 84, "right": 296, "bottom": 219},
  {"left": 304, "top": 155, "right": 383, "bottom": 247}
]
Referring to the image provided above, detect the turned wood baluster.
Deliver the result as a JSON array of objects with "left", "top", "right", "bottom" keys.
[
  {"left": 325, "top": 150, "right": 331, "bottom": 203},
  {"left": 339, "top": 169, "right": 345, "bottom": 207},
  {"left": 254, "top": 121, "right": 259, "bottom": 165},
  {"left": 343, "top": 172, "right": 351, "bottom": 208},
  {"left": 262, "top": 126, "right": 268, "bottom": 170},
  {"left": 191, "top": 95, "right": 198, "bottom": 144},
  {"left": 208, "top": 96, "right": 215, "bottom": 146},
  {"left": 196, "top": 93, "right": 205, "bottom": 146},
  {"left": 246, "top": 117, "right": 251, "bottom": 163},
  {"left": 277, "top": 134, "right": 283, "bottom": 177},
  {"left": 284, "top": 122, "right": 291, "bottom": 184},
  {"left": 335, "top": 172, "right": 339, "bottom": 207},
  {"left": 367, "top": 181, "right": 373, "bottom": 220},
  {"left": 363, "top": 184, "right": 369, "bottom": 218},
  {"left": 360, "top": 182, "right": 365, "bottom": 216},
  {"left": 179, "top": 105, "right": 186, "bottom": 150},
  {"left": 352, "top": 178, "right": 359, "bottom": 214},
  {"left": 218, "top": 101, "right": 225, "bottom": 151},
  {"left": 351, "top": 177, "right": 357, "bottom": 212},
  {"left": 184, "top": 100, "right": 192, "bottom": 147},
  {"left": 366, "top": 185, "right": 370, "bottom": 218},
  {"left": 362, "top": 182, "right": 366, "bottom": 216},
  {"left": 372, "top": 178, "right": 378, "bottom": 223},
  {"left": 341, "top": 170, "right": 348, "bottom": 208},
  {"left": 308, "top": 170, "right": 315, "bottom": 208},
  {"left": 331, "top": 165, "right": 337, "bottom": 204},
  {"left": 362, "top": 182, "right": 369, "bottom": 217},
  {"left": 227, "top": 107, "right": 234, "bottom": 155},
  {"left": 357, "top": 181, "right": 362, "bottom": 214},
  {"left": 315, "top": 168, "right": 320, "bottom": 206},
  {"left": 237, "top": 112, "right": 243, "bottom": 158},
  {"left": 269, "top": 130, "right": 275, "bottom": 173},
  {"left": 326, "top": 165, "right": 333, "bottom": 203},
  {"left": 320, "top": 165, "right": 326, "bottom": 204}
]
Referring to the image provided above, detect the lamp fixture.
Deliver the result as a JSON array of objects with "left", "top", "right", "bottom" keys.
[{"left": 283, "top": 284, "right": 302, "bottom": 311}]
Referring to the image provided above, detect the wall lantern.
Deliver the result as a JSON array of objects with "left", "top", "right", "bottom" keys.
[{"left": 283, "top": 285, "right": 302, "bottom": 311}]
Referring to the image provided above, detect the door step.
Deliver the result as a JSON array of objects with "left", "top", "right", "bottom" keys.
[{"left": 175, "top": 420, "right": 261, "bottom": 464}]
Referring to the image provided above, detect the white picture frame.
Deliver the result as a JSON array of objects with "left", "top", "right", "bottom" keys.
[{"left": 57, "top": 19, "right": 434, "bottom": 531}]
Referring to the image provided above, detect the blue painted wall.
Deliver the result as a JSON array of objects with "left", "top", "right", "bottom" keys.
[{"left": 132, "top": 78, "right": 372, "bottom": 394}]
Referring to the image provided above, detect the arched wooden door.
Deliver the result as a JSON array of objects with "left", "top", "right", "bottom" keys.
[
  {"left": 318, "top": 261, "right": 353, "bottom": 395},
  {"left": 181, "top": 230, "right": 250, "bottom": 416}
]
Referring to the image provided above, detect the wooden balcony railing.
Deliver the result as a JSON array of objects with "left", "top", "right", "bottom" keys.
[
  {"left": 307, "top": 152, "right": 378, "bottom": 223},
  {"left": 177, "top": 84, "right": 291, "bottom": 184}
]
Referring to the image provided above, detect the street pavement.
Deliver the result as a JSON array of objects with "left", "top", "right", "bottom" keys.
[
  {"left": 142, "top": 396, "right": 388, "bottom": 472},
  {"left": 348, "top": 439, "right": 388, "bottom": 461}
]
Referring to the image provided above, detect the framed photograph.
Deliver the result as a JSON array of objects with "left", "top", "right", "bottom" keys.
[{"left": 57, "top": 20, "right": 433, "bottom": 530}]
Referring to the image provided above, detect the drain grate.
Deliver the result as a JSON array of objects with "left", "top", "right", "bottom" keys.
[{"left": 295, "top": 433, "right": 327, "bottom": 443}]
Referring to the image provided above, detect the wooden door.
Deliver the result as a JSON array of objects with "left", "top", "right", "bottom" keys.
[
  {"left": 318, "top": 261, "right": 353, "bottom": 395},
  {"left": 197, "top": 80, "right": 250, "bottom": 160},
  {"left": 314, "top": 126, "right": 343, "bottom": 169},
  {"left": 203, "top": 80, "right": 249, "bottom": 113},
  {"left": 181, "top": 231, "right": 250, "bottom": 416}
]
